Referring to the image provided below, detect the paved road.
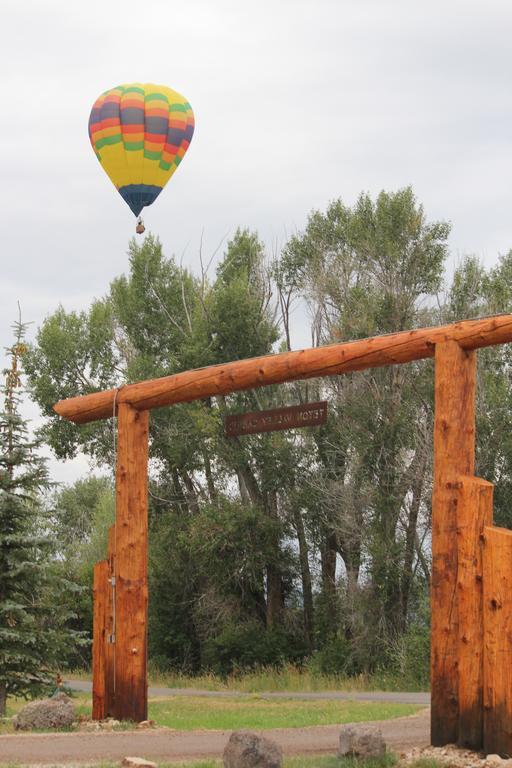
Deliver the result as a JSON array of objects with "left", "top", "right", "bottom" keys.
[
  {"left": 0, "top": 710, "right": 430, "bottom": 765},
  {"left": 67, "top": 679, "right": 431, "bottom": 706}
]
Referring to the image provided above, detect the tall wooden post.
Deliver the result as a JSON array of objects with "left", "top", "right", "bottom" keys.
[
  {"left": 431, "top": 341, "right": 476, "bottom": 745},
  {"left": 113, "top": 403, "right": 149, "bottom": 722},
  {"left": 105, "top": 525, "right": 116, "bottom": 717},
  {"left": 483, "top": 526, "right": 512, "bottom": 755},
  {"left": 92, "top": 560, "right": 109, "bottom": 720},
  {"left": 456, "top": 477, "right": 493, "bottom": 748}
]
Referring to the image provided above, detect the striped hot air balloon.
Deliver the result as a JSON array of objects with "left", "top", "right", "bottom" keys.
[{"left": 88, "top": 83, "right": 195, "bottom": 230}]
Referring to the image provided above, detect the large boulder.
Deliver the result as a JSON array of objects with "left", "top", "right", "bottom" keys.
[
  {"left": 224, "top": 730, "right": 283, "bottom": 768},
  {"left": 338, "top": 726, "right": 386, "bottom": 758},
  {"left": 14, "top": 692, "right": 76, "bottom": 731}
]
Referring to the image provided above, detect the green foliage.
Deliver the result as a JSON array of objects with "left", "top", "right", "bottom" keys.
[
  {"left": 46, "top": 476, "right": 114, "bottom": 668},
  {"left": 201, "top": 621, "right": 308, "bottom": 677},
  {"left": 0, "top": 319, "right": 85, "bottom": 713},
  {"left": 51, "top": 475, "right": 112, "bottom": 552},
  {"left": 309, "top": 634, "right": 355, "bottom": 676},
  {"left": 22, "top": 187, "right": 512, "bottom": 687},
  {"left": 282, "top": 186, "right": 449, "bottom": 337}
]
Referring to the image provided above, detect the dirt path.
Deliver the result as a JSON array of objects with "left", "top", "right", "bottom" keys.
[
  {"left": 0, "top": 710, "right": 430, "bottom": 765},
  {"left": 67, "top": 680, "right": 431, "bottom": 706}
]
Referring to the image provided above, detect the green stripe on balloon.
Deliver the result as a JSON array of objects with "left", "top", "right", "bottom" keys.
[
  {"left": 95, "top": 134, "right": 123, "bottom": 150},
  {"left": 145, "top": 93, "right": 169, "bottom": 102}
]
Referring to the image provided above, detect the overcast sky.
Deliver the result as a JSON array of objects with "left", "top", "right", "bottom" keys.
[{"left": 2, "top": 0, "right": 512, "bottom": 482}]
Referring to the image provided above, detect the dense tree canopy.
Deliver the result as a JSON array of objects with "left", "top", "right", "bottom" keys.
[{"left": 17, "top": 187, "right": 512, "bottom": 685}]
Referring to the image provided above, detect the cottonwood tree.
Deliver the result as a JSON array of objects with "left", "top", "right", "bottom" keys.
[
  {"left": 278, "top": 188, "right": 447, "bottom": 661},
  {"left": 27, "top": 190, "right": 510, "bottom": 681}
]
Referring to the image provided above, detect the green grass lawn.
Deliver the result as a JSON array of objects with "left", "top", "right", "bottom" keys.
[
  {"left": 0, "top": 691, "right": 420, "bottom": 734},
  {"left": 147, "top": 695, "right": 420, "bottom": 730}
]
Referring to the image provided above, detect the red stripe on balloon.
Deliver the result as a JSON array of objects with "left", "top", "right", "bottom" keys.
[
  {"left": 122, "top": 124, "right": 145, "bottom": 133},
  {"left": 145, "top": 132, "right": 166, "bottom": 143},
  {"left": 100, "top": 118, "right": 121, "bottom": 129}
]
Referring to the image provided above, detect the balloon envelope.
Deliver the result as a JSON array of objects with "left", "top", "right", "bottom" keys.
[{"left": 88, "top": 83, "right": 195, "bottom": 216}]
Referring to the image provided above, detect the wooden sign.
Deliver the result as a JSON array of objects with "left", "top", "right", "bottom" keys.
[{"left": 225, "top": 401, "right": 328, "bottom": 437}]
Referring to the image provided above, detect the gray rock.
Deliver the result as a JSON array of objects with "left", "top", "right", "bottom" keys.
[
  {"left": 338, "top": 726, "right": 357, "bottom": 755},
  {"left": 338, "top": 726, "right": 386, "bottom": 758},
  {"left": 224, "top": 730, "right": 283, "bottom": 768},
  {"left": 13, "top": 693, "right": 76, "bottom": 731},
  {"left": 51, "top": 691, "right": 70, "bottom": 701}
]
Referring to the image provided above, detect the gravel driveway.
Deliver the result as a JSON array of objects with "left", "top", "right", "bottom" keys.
[{"left": 0, "top": 709, "right": 430, "bottom": 765}]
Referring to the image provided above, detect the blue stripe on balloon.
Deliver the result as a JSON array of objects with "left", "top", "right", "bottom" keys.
[
  {"left": 167, "top": 127, "right": 186, "bottom": 145},
  {"left": 145, "top": 116, "right": 169, "bottom": 136},
  {"left": 89, "top": 108, "right": 102, "bottom": 126},
  {"left": 100, "top": 102, "right": 120, "bottom": 120},
  {"left": 120, "top": 107, "right": 145, "bottom": 125},
  {"left": 118, "top": 184, "right": 163, "bottom": 216}
]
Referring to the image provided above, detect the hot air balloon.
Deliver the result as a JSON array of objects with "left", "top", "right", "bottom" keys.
[{"left": 88, "top": 83, "right": 195, "bottom": 232}]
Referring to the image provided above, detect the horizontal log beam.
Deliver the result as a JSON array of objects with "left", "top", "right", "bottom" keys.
[{"left": 54, "top": 314, "right": 512, "bottom": 424}]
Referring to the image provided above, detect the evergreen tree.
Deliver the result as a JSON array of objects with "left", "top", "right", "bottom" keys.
[{"left": 0, "top": 318, "right": 80, "bottom": 715}]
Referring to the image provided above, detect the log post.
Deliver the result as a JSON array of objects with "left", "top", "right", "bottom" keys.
[
  {"left": 456, "top": 477, "right": 493, "bottom": 748},
  {"left": 92, "top": 559, "right": 109, "bottom": 720},
  {"left": 113, "top": 403, "right": 149, "bottom": 722},
  {"left": 105, "top": 525, "right": 116, "bottom": 717},
  {"left": 483, "top": 526, "right": 512, "bottom": 755},
  {"left": 431, "top": 341, "right": 476, "bottom": 745}
]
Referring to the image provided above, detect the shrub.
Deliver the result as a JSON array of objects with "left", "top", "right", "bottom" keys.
[{"left": 201, "top": 621, "right": 308, "bottom": 677}]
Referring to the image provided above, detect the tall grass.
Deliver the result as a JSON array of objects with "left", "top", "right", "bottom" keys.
[
  {"left": 67, "top": 662, "right": 428, "bottom": 693},
  {"left": 146, "top": 664, "right": 428, "bottom": 693}
]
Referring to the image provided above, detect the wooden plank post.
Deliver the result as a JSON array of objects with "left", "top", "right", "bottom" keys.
[
  {"left": 113, "top": 403, "right": 149, "bottom": 722},
  {"left": 456, "top": 477, "right": 493, "bottom": 748},
  {"left": 431, "top": 341, "right": 476, "bottom": 745},
  {"left": 105, "top": 525, "right": 116, "bottom": 717},
  {"left": 483, "top": 526, "right": 512, "bottom": 756},
  {"left": 92, "top": 560, "right": 109, "bottom": 720}
]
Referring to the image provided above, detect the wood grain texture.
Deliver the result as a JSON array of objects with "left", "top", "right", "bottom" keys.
[
  {"left": 113, "top": 403, "right": 149, "bottom": 723},
  {"left": 431, "top": 342, "right": 476, "bottom": 746},
  {"left": 457, "top": 476, "right": 493, "bottom": 749},
  {"left": 54, "top": 315, "right": 512, "bottom": 424},
  {"left": 92, "top": 560, "right": 108, "bottom": 721},
  {"left": 483, "top": 526, "right": 512, "bottom": 756},
  {"left": 105, "top": 525, "right": 116, "bottom": 718}
]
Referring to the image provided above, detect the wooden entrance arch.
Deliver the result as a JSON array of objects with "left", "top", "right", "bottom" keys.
[{"left": 55, "top": 315, "right": 512, "bottom": 753}]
